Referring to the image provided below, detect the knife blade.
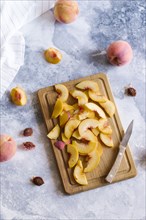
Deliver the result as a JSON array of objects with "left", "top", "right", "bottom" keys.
[
  {"left": 105, "top": 120, "right": 134, "bottom": 183},
  {"left": 120, "top": 120, "right": 134, "bottom": 147}
]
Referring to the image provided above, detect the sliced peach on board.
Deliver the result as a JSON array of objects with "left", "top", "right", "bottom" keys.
[
  {"left": 64, "top": 119, "right": 80, "bottom": 139},
  {"left": 78, "top": 118, "right": 99, "bottom": 136},
  {"left": 52, "top": 99, "right": 63, "bottom": 118},
  {"left": 54, "top": 84, "right": 69, "bottom": 102},
  {"left": 61, "top": 133, "right": 71, "bottom": 145},
  {"left": 72, "top": 103, "right": 79, "bottom": 110},
  {"left": 100, "top": 133, "right": 114, "bottom": 147},
  {"left": 73, "top": 160, "right": 88, "bottom": 185},
  {"left": 72, "top": 140, "right": 96, "bottom": 155},
  {"left": 81, "top": 130, "right": 97, "bottom": 143},
  {"left": 76, "top": 80, "right": 99, "bottom": 93},
  {"left": 97, "top": 142, "right": 103, "bottom": 157},
  {"left": 99, "top": 100, "right": 115, "bottom": 117},
  {"left": 85, "top": 102, "right": 106, "bottom": 119},
  {"left": 70, "top": 90, "right": 88, "bottom": 106},
  {"left": 91, "top": 127, "right": 100, "bottom": 136},
  {"left": 78, "top": 109, "right": 95, "bottom": 121},
  {"left": 98, "top": 118, "right": 112, "bottom": 134},
  {"left": 67, "top": 144, "right": 79, "bottom": 168},
  {"left": 88, "top": 90, "right": 107, "bottom": 103},
  {"left": 72, "top": 130, "right": 81, "bottom": 140},
  {"left": 47, "top": 124, "right": 60, "bottom": 139},
  {"left": 84, "top": 148, "right": 100, "bottom": 173},
  {"left": 59, "top": 111, "right": 71, "bottom": 127},
  {"left": 63, "top": 103, "right": 74, "bottom": 111}
]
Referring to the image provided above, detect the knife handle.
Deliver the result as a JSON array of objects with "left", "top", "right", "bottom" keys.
[{"left": 105, "top": 145, "right": 126, "bottom": 183}]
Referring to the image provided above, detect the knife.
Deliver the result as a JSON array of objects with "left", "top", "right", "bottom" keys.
[{"left": 105, "top": 120, "right": 134, "bottom": 183}]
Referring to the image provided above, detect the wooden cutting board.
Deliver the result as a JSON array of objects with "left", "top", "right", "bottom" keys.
[{"left": 38, "top": 73, "right": 137, "bottom": 194}]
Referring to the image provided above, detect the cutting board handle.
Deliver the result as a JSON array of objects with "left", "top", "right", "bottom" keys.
[{"left": 105, "top": 145, "right": 126, "bottom": 183}]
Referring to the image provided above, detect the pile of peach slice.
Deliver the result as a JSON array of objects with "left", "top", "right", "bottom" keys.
[{"left": 47, "top": 81, "right": 115, "bottom": 185}]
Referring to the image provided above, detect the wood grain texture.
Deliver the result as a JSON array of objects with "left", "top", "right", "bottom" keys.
[{"left": 38, "top": 73, "right": 137, "bottom": 194}]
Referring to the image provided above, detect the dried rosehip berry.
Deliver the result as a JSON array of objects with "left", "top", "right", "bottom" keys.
[
  {"left": 32, "top": 177, "right": 44, "bottom": 186},
  {"left": 23, "top": 142, "right": 35, "bottom": 150},
  {"left": 23, "top": 128, "right": 33, "bottom": 136},
  {"left": 127, "top": 87, "right": 136, "bottom": 96}
]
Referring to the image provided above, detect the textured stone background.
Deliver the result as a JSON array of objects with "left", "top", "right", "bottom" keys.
[{"left": 1, "top": 1, "right": 145, "bottom": 219}]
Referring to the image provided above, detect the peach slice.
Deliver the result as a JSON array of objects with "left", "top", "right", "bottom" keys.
[
  {"left": 55, "top": 84, "right": 69, "bottom": 102},
  {"left": 64, "top": 119, "right": 80, "bottom": 139},
  {"left": 52, "top": 99, "right": 63, "bottom": 118},
  {"left": 85, "top": 102, "right": 106, "bottom": 119},
  {"left": 10, "top": 87, "right": 27, "bottom": 106},
  {"left": 47, "top": 124, "right": 60, "bottom": 139},
  {"left": 78, "top": 118, "right": 99, "bottom": 136},
  {"left": 44, "top": 48, "right": 62, "bottom": 64},
  {"left": 61, "top": 133, "right": 71, "bottom": 144},
  {"left": 63, "top": 103, "right": 74, "bottom": 111},
  {"left": 99, "top": 100, "right": 115, "bottom": 117},
  {"left": 70, "top": 90, "right": 88, "bottom": 106},
  {"left": 72, "top": 140, "right": 96, "bottom": 155},
  {"left": 88, "top": 90, "right": 107, "bottom": 103},
  {"left": 72, "top": 103, "right": 79, "bottom": 110},
  {"left": 54, "top": 141, "right": 65, "bottom": 150},
  {"left": 67, "top": 144, "right": 79, "bottom": 168},
  {"left": 98, "top": 118, "right": 112, "bottom": 134},
  {"left": 84, "top": 148, "right": 100, "bottom": 173},
  {"left": 76, "top": 80, "right": 99, "bottom": 92},
  {"left": 97, "top": 142, "right": 103, "bottom": 157},
  {"left": 73, "top": 160, "right": 88, "bottom": 185},
  {"left": 72, "top": 130, "right": 97, "bottom": 143},
  {"left": 59, "top": 111, "right": 71, "bottom": 127},
  {"left": 81, "top": 130, "right": 97, "bottom": 143},
  {"left": 78, "top": 109, "right": 95, "bottom": 121},
  {"left": 72, "top": 130, "right": 81, "bottom": 140},
  {"left": 100, "top": 133, "right": 114, "bottom": 147},
  {"left": 91, "top": 127, "right": 99, "bottom": 136}
]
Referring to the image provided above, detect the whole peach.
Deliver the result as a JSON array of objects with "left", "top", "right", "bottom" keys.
[
  {"left": 107, "top": 40, "right": 133, "bottom": 66},
  {"left": 54, "top": 0, "right": 79, "bottom": 24},
  {"left": 0, "top": 134, "right": 17, "bottom": 162}
]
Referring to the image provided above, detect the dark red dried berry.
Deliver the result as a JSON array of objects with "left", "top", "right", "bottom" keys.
[
  {"left": 127, "top": 87, "right": 136, "bottom": 96},
  {"left": 23, "top": 142, "right": 35, "bottom": 150},
  {"left": 23, "top": 128, "right": 33, "bottom": 136},
  {"left": 32, "top": 177, "right": 44, "bottom": 186}
]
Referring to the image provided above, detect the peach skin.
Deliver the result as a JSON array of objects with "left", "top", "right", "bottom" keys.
[{"left": 0, "top": 134, "right": 17, "bottom": 162}]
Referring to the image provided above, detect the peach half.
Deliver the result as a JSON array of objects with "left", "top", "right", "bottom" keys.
[
  {"left": 10, "top": 87, "right": 27, "bottom": 106},
  {"left": 44, "top": 48, "right": 62, "bottom": 64},
  {"left": 0, "top": 134, "right": 17, "bottom": 162}
]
